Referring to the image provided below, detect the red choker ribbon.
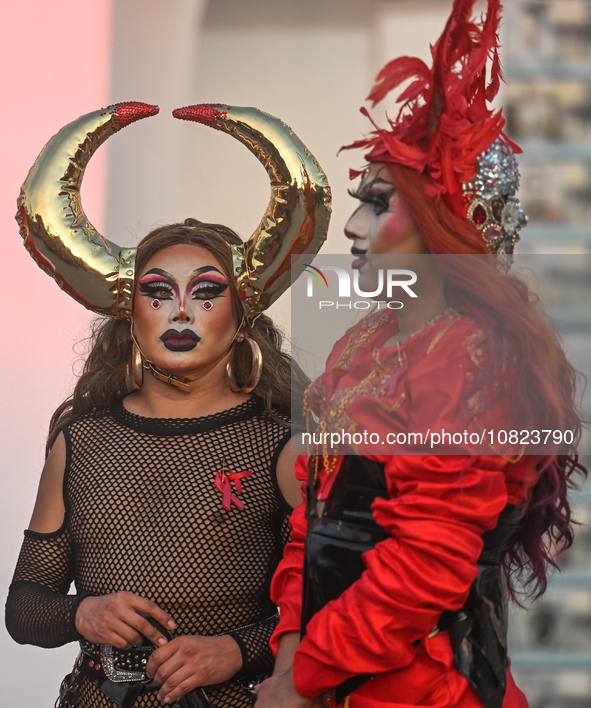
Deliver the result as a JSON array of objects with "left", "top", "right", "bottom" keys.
[{"left": 214, "top": 468, "right": 253, "bottom": 511}]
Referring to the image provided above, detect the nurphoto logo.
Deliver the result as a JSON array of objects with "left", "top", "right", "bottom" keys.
[{"left": 303, "top": 264, "right": 418, "bottom": 310}]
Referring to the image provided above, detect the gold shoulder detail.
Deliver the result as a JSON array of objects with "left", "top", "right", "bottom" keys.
[{"left": 426, "top": 314, "right": 463, "bottom": 355}]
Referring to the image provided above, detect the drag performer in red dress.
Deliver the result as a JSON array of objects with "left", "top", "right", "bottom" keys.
[
  {"left": 5, "top": 104, "right": 330, "bottom": 707},
  {"left": 255, "top": 2, "right": 585, "bottom": 707}
]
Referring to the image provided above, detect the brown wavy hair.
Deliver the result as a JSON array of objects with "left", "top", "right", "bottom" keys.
[
  {"left": 47, "top": 219, "right": 308, "bottom": 452},
  {"left": 388, "top": 163, "right": 587, "bottom": 600}
]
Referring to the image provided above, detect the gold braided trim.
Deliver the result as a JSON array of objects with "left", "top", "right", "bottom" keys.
[
  {"left": 333, "top": 312, "right": 390, "bottom": 370},
  {"left": 375, "top": 391, "right": 406, "bottom": 413},
  {"left": 473, "top": 416, "right": 525, "bottom": 463},
  {"left": 426, "top": 314, "right": 462, "bottom": 355},
  {"left": 306, "top": 310, "right": 463, "bottom": 479},
  {"left": 306, "top": 371, "right": 380, "bottom": 481}
]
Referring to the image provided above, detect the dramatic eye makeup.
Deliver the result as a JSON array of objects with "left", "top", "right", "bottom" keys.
[
  {"left": 188, "top": 266, "right": 229, "bottom": 300},
  {"left": 189, "top": 276, "right": 229, "bottom": 300},
  {"left": 136, "top": 266, "right": 229, "bottom": 301},
  {"left": 348, "top": 181, "right": 395, "bottom": 216},
  {"left": 137, "top": 268, "right": 176, "bottom": 299},
  {"left": 137, "top": 278, "right": 175, "bottom": 299}
]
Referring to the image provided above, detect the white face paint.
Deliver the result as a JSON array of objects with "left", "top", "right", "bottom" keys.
[{"left": 134, "top": 244, "right": 237, "bottom": 376}]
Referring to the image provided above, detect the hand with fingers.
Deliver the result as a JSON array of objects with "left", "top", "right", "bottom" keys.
[
  {"left": 254, "top": 669, "right": 319, "bottom": 708},
  {"left": 75, "top": 591, "right": 176, "bottom": 649},
  {"left": 146, "top": 634, "right": 242, "bottom": 704}
]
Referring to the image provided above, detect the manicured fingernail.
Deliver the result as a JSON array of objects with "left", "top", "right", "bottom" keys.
[
  {"left": 167, "top": 620, "right": 176, "bottom": 628},
  {"left": 158, "top": 637, "right": 167, "bottom": 645}
]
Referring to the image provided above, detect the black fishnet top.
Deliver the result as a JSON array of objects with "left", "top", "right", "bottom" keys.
[{"left": 6, "top": 396, "right": 293, "bottom": 708}]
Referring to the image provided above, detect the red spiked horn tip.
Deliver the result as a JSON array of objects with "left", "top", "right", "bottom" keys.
[{"left": 343, "top": 0, "right": 520, "bottom": 221}]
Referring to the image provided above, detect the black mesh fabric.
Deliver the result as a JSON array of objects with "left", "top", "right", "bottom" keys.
[
  {"left": 6, "top": 396, "right": 292, "bottom": 707},
  {"left": 6, "top": 527, "right": 86, "bottom": 648}
]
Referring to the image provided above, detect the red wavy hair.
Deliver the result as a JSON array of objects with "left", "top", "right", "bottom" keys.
[{"left": 388, "top": 162, "right": 586, "bottom": 599}]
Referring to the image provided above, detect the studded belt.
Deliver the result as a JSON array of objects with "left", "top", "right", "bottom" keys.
[
  {"left": 78, "top": 640, "right": 156, "bottom": 708},
  {"left": 80, "top": 639, "right": 154, "bottom": 682}
]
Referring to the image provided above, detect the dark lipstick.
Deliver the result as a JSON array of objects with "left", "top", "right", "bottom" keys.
[
  {"left": 160, "top": 329, "right": 201, "bottom": 352},
  {"left": 351, "top": 246, "right": 367, "bottom": 270}
]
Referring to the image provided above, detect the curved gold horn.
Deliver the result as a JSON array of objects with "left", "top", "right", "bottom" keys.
[
  {"left": 173, "top": 104, "right": 331, "bottom": 325},
  {"left": 16, "top": 102, "right": 160, "bottom": 319}
]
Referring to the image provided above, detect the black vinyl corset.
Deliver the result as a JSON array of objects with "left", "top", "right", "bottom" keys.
[{"left": 301, "top": 455, "right": 523, "bottom": 708}]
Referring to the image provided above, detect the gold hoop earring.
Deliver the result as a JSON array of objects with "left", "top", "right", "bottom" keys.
[
  {"left": 125, "top": 339, "right": 143, "bottom": 392},
  {"left": 226, "top": 336, "right": 263, "bottom": 394}
]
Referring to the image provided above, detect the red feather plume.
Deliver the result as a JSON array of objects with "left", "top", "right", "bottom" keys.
[{"left": 343, "top": 0, "right": 520, "bottom": 221}]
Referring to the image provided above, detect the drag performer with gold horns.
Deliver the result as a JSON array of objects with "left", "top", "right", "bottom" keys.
[
  {"left": 6, "top": 101, "right": 331, "bottom": 708},
  {"left": 259, "top": 2, "right": 585, "bottom": 708}
]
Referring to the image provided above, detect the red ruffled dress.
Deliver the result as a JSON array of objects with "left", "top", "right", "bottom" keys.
[{"left": 271, "top": 309, "right": 538, "bottom": 707}]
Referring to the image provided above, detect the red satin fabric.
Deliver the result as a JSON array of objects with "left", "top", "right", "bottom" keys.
[{"left": 271, "top": 310, "right": 537, "bottom": 707}]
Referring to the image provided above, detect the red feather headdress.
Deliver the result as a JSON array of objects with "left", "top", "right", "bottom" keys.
[{"left": 344, "top": 0, "right": 527, "bottom": 254}]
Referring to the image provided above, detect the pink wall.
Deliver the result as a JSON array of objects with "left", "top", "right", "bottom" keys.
[{"left": 1, "top": 1, "right": 113, "bottom": 702}]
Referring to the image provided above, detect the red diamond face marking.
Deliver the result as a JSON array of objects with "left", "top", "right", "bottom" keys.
[{"left": 203, "top": 301, "right": 213, "bottom": 311}]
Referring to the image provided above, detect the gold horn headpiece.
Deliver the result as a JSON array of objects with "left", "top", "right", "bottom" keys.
[
  {"left": 17, "top": 102, "right": 160, "bottom": 319},
  {"left": 173, "top": 104, "right": 331, "bottom": 324},
  {"left": 17, "top": 102, "right": 331, "bottom": 325}
]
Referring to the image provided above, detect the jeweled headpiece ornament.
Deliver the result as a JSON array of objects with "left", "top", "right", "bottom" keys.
[
  {"left": 344, "top": 0, "right": 527, "bottom": 257},
  {"left": 463, "top": 139, "right": 527, "bottom": 257},
  {"left": 17, "top": 102, "right": 331, "bottom": 324}
]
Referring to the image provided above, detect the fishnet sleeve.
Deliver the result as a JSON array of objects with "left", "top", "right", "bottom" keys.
[
  {"left": 228, "top": 612, "right": 279, "bottom": 680},
  {"left": 228, "top": 507, "right": 291, "bottom": 680},
  {"left": 5, "top": 527, "right": 86, "bottom": 648}
]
